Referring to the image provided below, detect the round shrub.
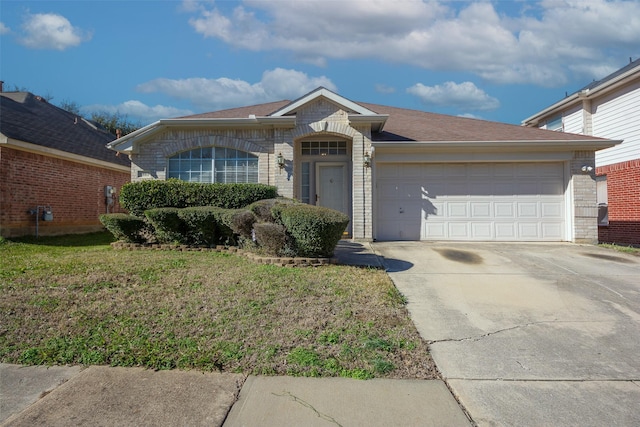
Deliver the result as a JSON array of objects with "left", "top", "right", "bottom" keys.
[
  {"left": 144, "top": 207, "right": 187, "bottom": 244},
  {"left": 253, "top": 223, "right": 290, "bottom": 256},
  {"left": 277, "top": 205, "right": 349, "bottom": 257},
  {"left": 99, "top": 213, "right": 148, "bottom": 243},
  {"left": 177, "top": 206, "right": 219, "bottom": 246},
  {"left": 248, "top": 198, "right": 300, "bottom": 223},
  {"left": 230, "top": 210, "right": 256, "bottom": 240}
]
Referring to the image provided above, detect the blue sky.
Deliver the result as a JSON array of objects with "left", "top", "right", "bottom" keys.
[{"left": 1, "top": 0, "right": 639, "bottom": 127}]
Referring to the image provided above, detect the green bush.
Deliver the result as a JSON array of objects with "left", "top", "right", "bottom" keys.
[
  {"left": 177, "top": 206, "right": 219, "bottom": 246},
  {"left": 277, "top": 205, "right": 349, "bottom": 257},
  {"left": 120, "top": 180, "right": 278, "bottom": 216},
  {"left": 230, "top": 210, "right": 256, "bottom": 240},
  {"left": 253, "top": 223, "right": 290, "bottom": 256},
  {"left": 248, "top": 198, "right": 300, "bottom": 223},
  {"left": 209, "top": 207, "right": 236, "bottom": 246},
  {"left": 99, "top": 214, "right": 148, "bottom": 243},
  {"left": 144, "top": 208, "right": 187, "bottom": 244}
]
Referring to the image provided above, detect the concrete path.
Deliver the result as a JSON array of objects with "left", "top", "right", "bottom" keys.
[
  {"left": 1, "top": 364, "right": 470, "bottom": 426},
  {"left": 374, "top": 241, "right": 640, "bottom": 427}
]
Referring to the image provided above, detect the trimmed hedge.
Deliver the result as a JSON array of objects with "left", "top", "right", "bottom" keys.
[
  {"left": 253, "top": 223, "right": 289, "bottom": 256},
  {"left": 120, "top": 180, "right": 278, "bottom": 217},
  {"left": 99, "top": 214, "right": 148, "bottom": 243},
  {"left": 248, "top": 198, "right": 300, "bottom": 223},
  {"left": 277, "top": 205, "right": 349, "bottom": 257},
  {"left": 177, "top": 206, "right": 219, "bottom": 246},
  {"left": 144, "top": 208, "right": 187, "bottom": 244}
]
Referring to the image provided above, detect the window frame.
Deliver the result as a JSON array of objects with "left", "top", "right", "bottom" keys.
[{"left": 166, "top": 147, "right": 259, "bottom": 184}]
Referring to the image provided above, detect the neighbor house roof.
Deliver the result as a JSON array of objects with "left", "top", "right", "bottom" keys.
[
  {"left": 0, "top": 92, "right": 130, "bottom": 167},
  {"left": 523, "top": 58, "right": 640, "bottom": 127}
]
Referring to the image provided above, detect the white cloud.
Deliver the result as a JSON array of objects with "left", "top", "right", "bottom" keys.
[
  {"left": 457, "top": 113, "right": 483, "bottom": 120},
  {"left": 82, "top": 101, "right": 193, "bottom": 125},
  {"left": 136, "top": 68, "right": 336, "bottom": 110},
  {"left": 19, "top": 13, "right": 91, "bottom": 50},
  {"left": 375, "top": 84, "right": 396, "bottom": 94},
  {"left": 185, "top": 0, "right": 640, "bottom": 86},
  {"left": 407, "top": 81, "right": 500, "bottom": 111},
  {"left": 0, "top": 22, "right": 10, "bottom": 35}
]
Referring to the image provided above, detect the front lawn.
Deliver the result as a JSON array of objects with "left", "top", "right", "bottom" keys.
[{"left": 0, "top": 233, "right": 436, "bottom": 379}]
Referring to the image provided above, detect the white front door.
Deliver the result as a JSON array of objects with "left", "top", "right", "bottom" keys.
[{"left": 316, "top": 163, "right": 348, "bottom": 215}]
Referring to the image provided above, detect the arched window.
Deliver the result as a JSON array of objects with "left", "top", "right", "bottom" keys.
[{"left": 167, "top": 147, "right": 258, "bottom": 183}]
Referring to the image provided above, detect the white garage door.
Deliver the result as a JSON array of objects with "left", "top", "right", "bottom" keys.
[{"left": 376, "top": 162, "right": 565, "bottom": 241}]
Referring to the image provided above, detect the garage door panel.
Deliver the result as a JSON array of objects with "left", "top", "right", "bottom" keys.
[
  {"left": 448, "top": 223, "right": 469, "bottom": 238},
  {"left": 495, "top": 223, "right": 516, "bottom": 239},
  {"left": 423, "top": 182, "right": 446, "bottom": 196},
  {"left": 377, "top": 162, "right": 565, "bottom": 241},
  {"left": 516, "top": 164, "right": 539, "bottom": 177},
  {"left": 494, "top": 164, "right": 515, "bottom": 177},
  {"left": 542, "top": 202, "right": 563, "bottom": 217},
  {"left": 471, "top": 223, "right": 492, "bottom": 239},
  {"left": 495, "top": 203, "right": 515, "bottom": 218},
  {"left": 424, "top": 223, "right": 446, "bottom": 238},
  {"left": 446, "top": 182, "right": 468, "bottom": 195},
  {"left": 470, "top": 182, "right": 491, "bottom": 196},
  {"left": 493, "top": 182, "right": 515, "bottom": 196},
  {"left": 445, "top": 164, "right": 467, "bottom": 177},
  {"left": 519, "top": 223, "right": 540, "bottom": 239},
  {"left": 541, "top": 182, "right": 564, "bottom": 195},
  {"left": 471, "top": 203, "right": 491, "bottom": 217},
  {"left": 517, "top": 182, "right": 539, "bottom": 195},
  {"left": 469, "top": 164, "right": 491, "bottom": 177},
  {"left": 423, "top": 164, "right": 444, "bottom": 177},
  {"left": 447, "top": 202, "right": 468, "bottom": 217},
  {"left": 517, "top": 203, "right": 539, "bottom": 217},
  {"left": 542, "top": 223, "right": 563, "bottom": 239}
]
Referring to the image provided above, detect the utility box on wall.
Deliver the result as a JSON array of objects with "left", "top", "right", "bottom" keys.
[{"left": 42, "top": 208, "right": 53, "bottom": 221}]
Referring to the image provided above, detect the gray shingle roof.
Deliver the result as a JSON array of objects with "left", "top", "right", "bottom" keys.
[
  {"left": 181, "top": 98, "right": 605, "bottom": 143},
  {"left": 0, "top": 92, "right": 130, "bottom": 167},
  {"left": 578, "top": 57, "right": 640, "bottom": 93}
]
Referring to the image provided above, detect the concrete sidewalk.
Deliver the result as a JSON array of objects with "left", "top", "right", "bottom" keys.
[{"left": 1, "top": 364, "right": 471, "bottom": 426}]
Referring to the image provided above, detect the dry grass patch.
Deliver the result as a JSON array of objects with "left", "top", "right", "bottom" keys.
[{"left": 0, "top": 233, "right": 437, "bottom": 379}]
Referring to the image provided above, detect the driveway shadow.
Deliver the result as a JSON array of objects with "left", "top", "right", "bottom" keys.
[{"left": 381, "top": 258, "right": 414, "bottom": 272}]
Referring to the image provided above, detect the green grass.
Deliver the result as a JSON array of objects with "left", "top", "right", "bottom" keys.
[
  {"left": 600, "top": 243, "right": 640, "bottom": 255},
  {"left": 0, "top": 232, "right": 436, "bottom": 380}
]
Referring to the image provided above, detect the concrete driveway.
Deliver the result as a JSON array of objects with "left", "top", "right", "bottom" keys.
[{"left": 373, "top": 242, "right": 640, "bottom": 427}]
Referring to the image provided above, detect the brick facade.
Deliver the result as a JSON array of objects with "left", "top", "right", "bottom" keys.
[
  {"left": 116, "top": 90, "right": 606, "bottom": 243},
  {"left": 0, "top": 147, "right": 130, "bottom": 237},
  {"left": 597, "top": 159, "right": 640, "bottom": 245},
  {"left": 130, "top": 99, "right": 373, "bottom": 240},
  {"left": 571, "top": 151, "right": 599, "bottom": 243}
]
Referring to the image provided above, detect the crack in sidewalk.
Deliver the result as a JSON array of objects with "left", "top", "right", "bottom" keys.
[{"left": 428, "top": 320, "right": 559, "bottom": 344}]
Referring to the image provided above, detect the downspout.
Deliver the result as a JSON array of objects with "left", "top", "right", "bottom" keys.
[{"left": 362, "top": 135, "right": 366, "bottom": 240}]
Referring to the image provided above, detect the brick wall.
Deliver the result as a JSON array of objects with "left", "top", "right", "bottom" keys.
[
  {"left": 0, "top": 147, "right": 130, "bottom": 238},
  {"left": 597, "top": 159, "right": 640, "bottom": 245},
  {"left": 571, "top": 151, "right": 598, "bottom": 243}
]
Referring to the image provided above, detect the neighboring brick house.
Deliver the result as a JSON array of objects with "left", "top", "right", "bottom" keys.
[
  {"left": 0, "top": 89, "right": 130, "bottom": 238},
  {"left": 523, "top": 58, "right": 640, "bottom": 245},
  {"left": 108, "top": 87, "right": 617, "bottom": 243}
]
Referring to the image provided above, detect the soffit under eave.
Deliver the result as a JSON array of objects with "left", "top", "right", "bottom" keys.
[
  {"left": 107, "top": 117, "right": 298, "bottom": 153},
  {"left": 371, "top": 139, "right": 621, "bottom": 152}
]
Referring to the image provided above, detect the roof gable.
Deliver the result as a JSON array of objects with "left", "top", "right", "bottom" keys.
[
  {"left": 0, "top": 92, "right": 129, "bottom": 167},
  {"left": 270, "top": 87, "right": 379, "bottom": 117}
]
